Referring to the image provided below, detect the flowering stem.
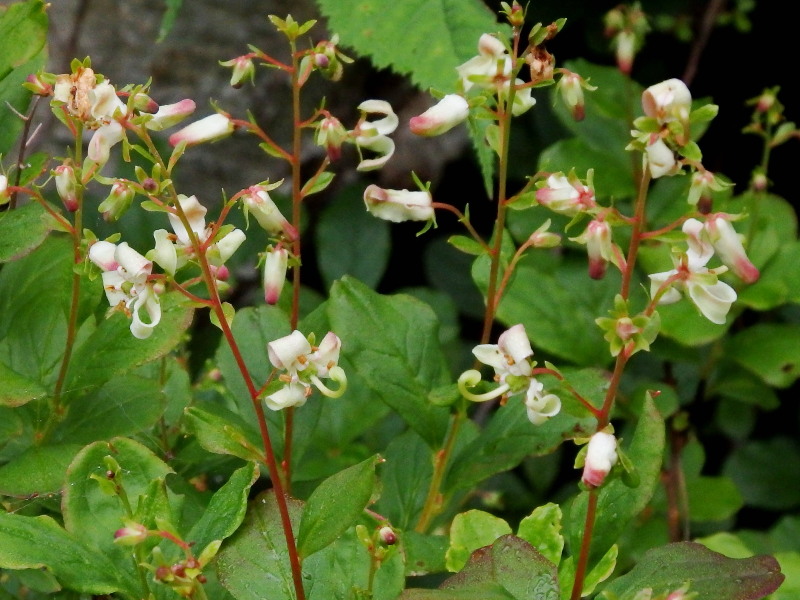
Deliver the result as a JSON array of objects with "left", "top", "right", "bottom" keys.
[
  {"left": 620, "top": 167, "right": 651, "bottom": 300},
  {"left": 569, "top": 490, "right": 598, "bottom": 600}
]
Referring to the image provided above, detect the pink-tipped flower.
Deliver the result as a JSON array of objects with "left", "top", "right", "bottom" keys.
[
  {"left": 88, "top": 120, "right": 125, "bottom": 165},
  {"left": 243, "top": 186, "right": 294, "bottom": 237},
  {"left": 613, "top": 30, "right": 636, "bottom": 74},
  {"left": 557, "top": 71, "right": 586, "bottom": 121},
  {"left": 705, "top": 214, "right": 760, "bottom": 284},
  {"left": 169, "top": 113, "right": 235, "bottom": 147},
  {"left": 98, "top": 179, "right": 135, "bottom": 221},
  {"left": 145, "top": 99, "right": 196, "bottom": 131},
  {"left": 581, "top": 220, "right": 613, "bottom": 280},
  {"left": 409, "top": 94, "right": 470, "bottom": 137},
  {"left": 0, "top": 175, "right": 8, "bottom": 207},
  {"left": 535, "top": 172, "right": 596, "bottom": 215},
  {"left": 114, "top": 522, "right": 148, "bottom": 546},
  {"left": 263, "top": 246, "right": 288, "bottom": 305},
  {"left": 25, "top": 73, "right": 52, "bottom": 96},
  {"left": 315, "top": 115, "right": 348, "bottom": 161},
  {"left": 53, "top": 164, "right": 78, "bottom": 212},
  {"left": 379, "top": 526, "right": 397, "bottom": 545},
  {"left": 582, "top": 432, "right": 618, "bottom": 488},
  {"left": 363, "top": 185, "right": 434, "bottom": 223}
]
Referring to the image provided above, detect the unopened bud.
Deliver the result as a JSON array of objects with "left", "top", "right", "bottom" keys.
[
  {"left": 220, "top": 56, "right": 256, "bottom": 88},
  {"left": 113, "top": 522, "right": 148, "bottom": 545},
  {"left": 25, "top": 72, "right": 52, "bottom": 96},
  {"left": 142, "top": 177, "right": 158, "bottom": 192},
  {"left": 379, "top": 526, "right": 397, "bottom": 545},
  {"left": 409, "top": 94, "right": 469, "bottom": 137},
  {"left": 581, "top": 431, "right": 618, "bottom": 488},
  {"left": 315, "top": 116, "right": 348, "bottom": 161},
  {"left": 263, "top": 246, "right": 289, "bottom": 305},
  {"left": 169, "top": 113, "right": 235, "bottom": 147},
  {"left": 132, "top": 92, "right": 159, "bottom": 113},
  {"left": 557, "top": 71, "right": 585, "bottom": 121},
  {"left": 53, "top": 164, "right": 79, "bottom": 212},
  {"left": 528, "top": 230, "right": 560, "bottom": 248},
  {"left": 99, "top": 180, "right": 135, "bottom": 221}
]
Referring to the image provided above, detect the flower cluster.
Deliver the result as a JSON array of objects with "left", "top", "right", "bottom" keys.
[
  {"left": 458, "top": 324, "right": 561, "bottom": 426},
  {"left": 649, "top": 216, "right": 758, "bottom": 324},
  {"left": 265, "top": 330, "right": 347, "bottom": 410},
  {"left": 89, "top": 240, "right": 162, "bottom": 339}
]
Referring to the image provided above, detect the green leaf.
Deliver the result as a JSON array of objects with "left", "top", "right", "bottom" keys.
[
  {"left": 404, "top": 531, "right": 449, "bottom": 576},
  {"left": 475, "top": 253, "right": 618, "bottom": 366},
  {"left": 738, "top": 241, "right": 800, "bottom": 310},
  {"left": 301, "top": 171, "right": 335, "bottom": 197},
  {"left": 314, "top": 0, "right": 507, "bottom": 92},
  {"left": 63, "top": 292, "right": 194, "bottom": 395},
  {"left": 157, "top": 0, "right": 182, "bottom": 41},
  {"left": 0, "top": 360, "right": 46, "bottom": 407},
  {"left": 52, "top": 374, "right": 166, "bottom": 444},
  {"left": 569, "top": 393, "right": 665, "bottom": 570},
  {"left": 297, "top": 454, "right": 380, "bottom": 559},
  {"left": 323, "top": 277, "right": 451, "bottom": 447},
  {"left": 686, "top": 476, "right": 744, "bottom": 522},
  {"left": 600, "top": 542, "right": 784, "bottom": 600},
  {"left": 516, "top": 503, "right": 564, "bottom": 567},
  {"left": 0, "top": 202, "right": 54, "bottom": 263},
  {"left": 304, "top": 527, "right": 406, "bottom": 600},
  {"left": 448, "top": 234, "right": 485, "bottom": 256},
  {"left": 0, "top": 0, "right": 48, "bottom": 155},
  {"left": 187, "top": 462, "right": 259, "bottom": 553},
  {"left": 445, "top": 510, "right": 512, "bottom": 573},
  {"left": 216, "top": 490, "right": 304, "bottom": 600},
  {"left": 725, "top": 323, "right": 800, "bottom": 388},
  {"left": 316, "top": 185, "right": 390, "bottom": 290},
  {"left": 723, "top": 437, "right": 800, "bottom": 511},
  {"left": 183, "top": 404, "right": 265, "bottom": 463},
  {"left": 61, "top": 437, "right": 173, "bottom": 592},
  {"left": 372, "top": 429, "right": 433, "bottom": 530},
  {"left": 0, "top": 443, "right": 83, "bottom": 496},
  {"left": 402, "top": 534, "right": 559, "bottom": 600},
  {"left": 0, "top": 513, "right": 128, "bottom": 594}
]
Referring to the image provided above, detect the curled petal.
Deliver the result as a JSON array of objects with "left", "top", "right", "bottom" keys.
[
  {"left": 355, "top": 135, "right": 395, "bottom": 172},
  {"left": 310, "top": 365, "right": 347, "bottom": 398},
  {"left": 264, "top": 382, "right": 308, "bottom": 411},
  {"left": 88, "top": 121, "right": 125, "bottom": 165},
  {"left": 129, "top": 286, "right": 161, "bottom": 340},
  {"left": 356, "top": 99, "right": 398, "bottom": 136},
  {"left": 169, "top": 194, "right": 208, "bottom": 245},
  {"left": 645, "top": 137, "right": 678, "bottom": 178},
  {"left": 115, "top": 242, "right": 152, "bottom": 283},
  {"left": 457, "top": 369, "right": 510, "bottom": 402},
  {"left": 310, "top": 332, "right": 341, "bottom": 377},
  {"left": 687, "top": 278, "right": 737, "bottom": 325},
  {"left": 152, "top": 229, "right": 178, "bottom": 275}
]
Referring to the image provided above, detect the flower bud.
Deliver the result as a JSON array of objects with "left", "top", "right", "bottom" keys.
[
  {"left": 53, "top": 164, "right": 79, "bottom": 211},
  {"left": 582, "top": 431, "right": 618, "bottom": 488},
  {"left": 98, "top": 180, "right": 135, "bottom": 221},
  {"left": 243, "top": 186, "right": 294, "bottom": 237},
  {"left": 169, "top": 113, "right": 235, "bottom": 147},
  {"left": 379, "top": 526, "right": 397, "bottom": 545},
  {"left": 263, "top": 246, "right": 288, "bottom": 305},
  {"left": 557, "top": 71, "right": 585, "bottom": 121},
  {"left": 705, "top": 215, "right": 759, "bottom": 284},
  {"left": 645, "top": 136, "right": 678, "bottom": 178},
  {"left": 0, "top": 175, "right": 8, "bottom": 206},
  {"left": 363, "top": 185, "right": 434, "bottom": 223},
  {"left": 145, "top": 99, "right": 196, "bottom": 131},
  {"left": 220, "top": 56, "right": 256, "bottom": 88},
  {"left": 131, "top": 92, "right": 159, "bottom": 113},
  {"left": 315, "top": 116, "right": 348, "bottom": 161},
  {"left": 614, "top": 30, "right": 636, "bottom": 74},
  {"left": 584, "top": 220, "right": 612, "bottom": 280},
  {"left": 25, "top": 72, "right": 52, "bottom": 96},
  {"left": 409, "top": 94, "right": 469, "bottom": 137},
  {"left": 114, "top": 522, "right": 148, "bottom": 545}
]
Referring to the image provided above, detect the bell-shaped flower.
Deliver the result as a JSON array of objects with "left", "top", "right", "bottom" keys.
[
  {"left": 89, "top": 240, "right": 162, "bottom": 339},
  {"left": 54, "top": 164, "right": 78, "bottom": 211},
  {"left": 642, "top": 78, "right": 692, "bottom": 127},
  {"left": 410, "top": 94, "right": 470, "bottom": 137},
  {"left": 507, "top": 79, "right": 537, "bottom": 116},
  {"left": 535, "top": 172, "right": 596, "bottom": 216},
  {"left": 557, "top": 71, "right": 586, "bottom": 121},
  {"left": 645, "top": 136, "right": 679, "bottom": 178},
  {"left": 704, "top": 214, "right": 760, "bottom": 284},
  {"left": 649, "top": 219, "right": 738, "bottom": 324},
  {"left": 88, "top": 120, "right": 125, "bottom": 165},
  {"left": 581, "top": 432, "right": 618, "bottom": 488},
  {"left": 169, "top": 113, "right": 235, "bottom": 147},
  {"left": 98, "top": 179, "right": 135, "bottom": 221},
  {"left": 363, "top": 185, "right": 434, "bottom": 223},
  {"left": 571, "top": 219, "right": 617, "bottom": 279},
  {"left": 168, "top": 194, "right": 209, "bottom": 245},
  {"left": 456, "top": 33, "right": 512, "bottom": 92},
  {"left": 263, "top": 246, "right": 288, "bottom": 305},
  {"left": 524, "top": 379, "right": 562, "bottom": 425},
  {"left": 315, "top": 115, "right": 348, "bottom": 160},
  {"left": 219, "top": 56, "right": 256, "bottom": 88},
  {"left": 144, "top": 99, "right": 196, "bottom": 131},
  {"left": 350, "top": 100, "right": 398, "bottom": 171},
  {"left": 264, "top": 330, "right": 347, "bottom": 411},
  {"left": 243, "top": 185, "right": 295, "bottom": 238}
]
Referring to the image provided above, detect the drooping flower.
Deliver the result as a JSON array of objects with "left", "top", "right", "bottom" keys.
[
  {"left": 144, "top": 99, "right": 196, "bottom": 131},
  {"left": 648, "top": 219, "right": 738, "bottom": 324},
  {"left": 363, "top": 185, "right": 434, "bottom": 223},
  {"left": 524, "top": 379, "right": 562, "bottom": 425},
  {"left": 409, "top": 94, "right": 470, "bottom": 137},
  {"left": 315, "top": 115, "right": 348, "bottom": 160},
  {"left": 645, "top": 136, "right": 679, "bottom": 178},
  {"left": 535, "top": 172, "right": 597, "bottom": 216},
  {"left": 89, "top": 240, "right": 162, "bottom": 339},
  {"left": 169, "top": 113, "right": 235, "bottom": 147},
  {"left": 704, "top": 214, "right": 760, "bottom": 284},
  {"left": 581, "top": 431, "right": 618, "bottom": 488},
  {"left": 350, "top": 100, "right": 398, "bottom": 171},
  {"left": 263, "top": 246, "right": 288, "bottom": 305},
  {"left": 642, "top": 78, "right": 692, "bottom": 127},
  {"left": 242, "top": 185, "right": 296, "bottom": 238},
  {"left": 53, "top": 164, "right": 78, "bottom": 211},
  {"left": 571, "top": 219, "right": 618, "bottom": 279},
  {"left": 264, "top": 330, "right": 347, "bottom": 411}
]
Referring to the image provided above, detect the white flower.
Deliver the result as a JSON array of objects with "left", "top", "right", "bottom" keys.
[
  {"left": 645, "top": 136, "right": 679, "bottom": 178},
  {"left": 535, "top": 172, "right": 596, "bottom": 215},
  {"left": 524, "top": 379, "right": 561, "bottom": 425},
  {"left": 169, "top": 113, "right": 235, "bottom": 147},
  {"left": 89, "top": 241, "right": 161, "bottom": 339},
  {"left": 363, "top": 185, "right": 434, "bottom": 223},
  {"left": 144, "top": 99, "right": 196, "bottom": 131},
  {"left": 648, "top": 219, "right": 738, "bottom": 324},
  {"left": 456, "top": 34, "right": 511, "bottom": 92},
  {"left": 409, "top": 94, "right": 470, "bottom": 137},
  {"left": 351, "top": 99, "right": 398, "bottom": 171},
  {"left": 704, "top": 214, "right": 759, "bottom": 284},
  {"left": 243, "top": 185, "right": 294, "bottom": 237},
  {"left": 264, "top": 330, "right": 347, "bottom": 411},
  {"left": 582, "top": 432, "right": 618, "bottom": 488},
  {"left": 642, "top": 78, "right": 692, "bottom": 126},
  {"left": 263, "top": 246, "right": 288, "bottom": 305},
  {"left": 472, "top": 323, "right": 533, "bottom": 381}
]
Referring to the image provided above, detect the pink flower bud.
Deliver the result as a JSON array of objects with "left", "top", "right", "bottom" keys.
[
  {"left": 145, "top": 99, "right": 196, "bottom": 131},
  {"left": 409, "top": 94, "right": 469, "bottom": 137},
  {"left": 584, "top": 220, "right": 612, "bottom": 280},
  {"left": 582, "top": 432, "right": 618, "bottom": 488},
  {"left": 25, "top": 73, "right": 52, "bottom": 96},
  {"left": 263, "top": 247, "right": 288, "bottom": 305},
  {"left": 379, "top": 526, "right": 397, "bottom": 545},
  {"left": 131, "top": 92, "right": 159, "bottom": 113},
  {"left": 614, "top": 30, "right": 636, "bottom": 74},
  {"left": 558, "top": 71, "right": 585, "bottom": 121},
  {"left": 53, "top": 164, "right": 78, "bottom": 211},
  {"left": 114, "top": 522, "right": 148, "bottom": 545},
  {"left": 243, "top": 186, "right": 293, "bottom": 237},
  {"left": 169, "top": 113, "right": 235, "bottom": 147},
  {"left": 98, "top": 180, "right": 135, "bottom": 221},
  {"left": 363, "top": 185, "right": 434, "bottom": 223},
  {"left": 705, "top": 215, "right": 760, "bottom": 284}
]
